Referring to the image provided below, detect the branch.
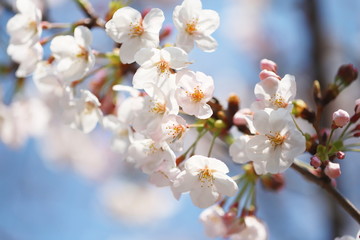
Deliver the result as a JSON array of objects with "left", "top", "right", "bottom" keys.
[
  {"left": 291, "top": 161, "right": 360, "bottom": 224},
  {"left": 73, "top": 0, "right": 105, "bottom": 28}
]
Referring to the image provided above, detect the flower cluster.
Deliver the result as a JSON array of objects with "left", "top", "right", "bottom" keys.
[{"left": 3, "top": 0, "right": 360, "bottom": 239}]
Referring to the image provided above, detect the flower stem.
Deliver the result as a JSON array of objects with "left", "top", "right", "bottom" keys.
[{"left": 207, "top": 132, "right": 219, "bottom": 157}]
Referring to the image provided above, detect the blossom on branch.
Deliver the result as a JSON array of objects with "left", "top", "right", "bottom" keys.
[
  {"left": 105, "top": 7, "right": 165, "bottom": 64},
  {"left": 174, "top": 155, "right": 238, "bottom": 208}
]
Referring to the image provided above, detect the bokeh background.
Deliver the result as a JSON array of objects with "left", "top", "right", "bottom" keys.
[{"left": 0, "top": 0, "right": 360, "bottom": 239}]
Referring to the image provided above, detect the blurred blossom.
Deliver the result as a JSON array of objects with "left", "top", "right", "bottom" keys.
[
  {"left": 100, "top": 181, "right": 178, "bottom": 225},
  {"left": 0, "top": 97, "right": 50, "bottom": 148},
  {"left": 40, "top": 126, "right": 111, "bottom": 180}
]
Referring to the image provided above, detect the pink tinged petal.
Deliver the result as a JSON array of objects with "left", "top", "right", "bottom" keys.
[
  {"left": 213, "top": 173, "right": 238, "bottom": 197},
  {"left": 252, "top": 110, "right": 270, "bottom": 134},
  {"left": 135, "top": 47, "right": 160, "bottom": 67},
  {"left": 74, "top": 26, "right": 92, "bottom": 47},
  {"left": 143, "top": 8, "right": 165, "bottom": 33},
  {"left": 164, "top": 47, "right": 188, "bottom": 69},
  {"left": 195, "top": 35, "right": 218, "bottom": 52},
  {"left": 133, "top": 67, "right": 159, "bottom": 89},
  {"left": 50, "top": 36, "right": 80, "bottom": 58},
  {"left": 197, "top": 10, "right": 220, "bottom": 35},
  {"left": 190, "top": 186, "right": 219, "bottom": 208}
]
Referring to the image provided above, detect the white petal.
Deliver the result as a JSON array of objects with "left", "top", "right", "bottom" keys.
[
  {"left": 50, "top": 35, "right": 80, "bottom": 58},
  {"left": 164, "top": 47, "right": 188, "bottom": 69},
  {"left": 197, "top": 9, "right": 220, "bottom": 35},
  {"left": 252, "top": 110, "right": 270, "bottom": 134},
  {"left": 190, "top": 186, "right": 219, "bottom": 208},
  {"left": 133, "top": 67, "right": 158, "bottom": 89},
  {"left": 74, "top": 26, "right": 92, "bottom": 47},
  {"left": 143, "top": 8, "right": 164, "bottom": 33},
  {"left": 119, "top": 38, "right": 142, "bottom": 64},
  {"left": 134, "top": 47, "right": 160, "bottom": 67},
  {"left": 176, "top": 32, "right": 195, "bottom": 53},
  {"left": 213, "top": 173, "right": 238, "bottom": 197},
  {"left": 195, "top": 35, "right": 218, "bottom": 52},
  {"left": 196, "top": 104, "right": 213, "bottom": 119}
]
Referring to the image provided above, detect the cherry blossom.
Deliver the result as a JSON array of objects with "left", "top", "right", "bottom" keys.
[
  {"left": 133, "top": 47, "right": 189, "bottom": 90},
  {"left": 126, "top": 138, "right": 176, "bottom": 174},
  {"left": 7, "top": 42, "right": 43, "bottom": 77},
  {"left": 173, "top": 0, "right": 220, "bottom": 52},
  {"left": 50, "top": 26, "right": 95, "bottom": 82},
  {"left": 33, "top": 61, "right": 63, "bottom": 94},
  {"left": 105, "top": 7, "right": 165, "bottom": 64},
  {"left": 6, "top": 0, "right": 42, "bottom": 45},
  {"left": 229, "top": 216, "right": 268, "bottom": 240},
  {"left": 173, "top": 155, "right": 238, "bottom": 208},
  {"left": 199, "top": 205, "right": 227, "bottom": 238},
  {"left": 252, "top": 74, "right": 296, "bottom": 111},
  {"left": 246, "top": 108, "right": 305, "bottom": 174},
  {"left": 66, "top": 90, "right": 103, "bottom": 133},
  {"left": 175, "top": 70, "right": 214, "bottom": 119}
]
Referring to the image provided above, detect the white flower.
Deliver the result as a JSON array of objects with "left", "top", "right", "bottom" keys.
[
  {"left": 173, "top": 0, "right": 220, "bottom": 52},
  {"left": 229, "top": 216, "right": 268, "bottom": 240},
  {"left": 246, "top": 108, "right": 305, "bottom": 174},
  {"left": 33, "top": 61, "right": 63, "bottom": 94},
  {"left": 7, "top": 42, "right": 43, "bottom": 77},
  {"left": 133, "top": 47, "right": 188, "bottom": 90},
  {"left": 102, "top": 114, "right": 131, "bottom": 158},
  {"left": 66, "top": 90, "right": 102, "bottom": 133},
  {"left": 173, "top": 155, "right": 238, "bottom": 208},
  {"left": 6, "top": 0, "right": 42, "bottom": 45},
  {"left": 252, "top": 74, "right": 296, "bottom": 111},
  {"left": 175, "top": 70, "right": 214, "bottom": 119},
  {"left": 105, "top": 7, "right": 165, "bottom": 64},
  {"left": 200, "top": 205, "right": 227, "bottom": 238},
  {"left": 155, "top": 114, "right": 188, "bottom": 151},
  {"left": 50, "top": 26, "right": 95, "bottom": 82},
  {"left": 127, "top": 138, "right": 176, "bottom": 174}
]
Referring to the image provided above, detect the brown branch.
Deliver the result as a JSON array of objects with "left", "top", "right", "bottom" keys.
[
  {"left": 291, "top": 161, "right": 360, "bottom": 224},
  {"left": 73, "top": 0, "right": 105, "bottom": 28}
]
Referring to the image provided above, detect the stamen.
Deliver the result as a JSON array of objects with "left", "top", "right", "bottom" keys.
[
  {"left": 198, "top": 166, "right": 216, "bottom": 187},
  {"left": 265, "top": 131, "right": 286, "bottom": 147},
  {"left": 129, "top": 21, "right": 144, "bottom": 37},
  {"left": 187, "top": 86, "right": 204, "bottom": 102},
  {"left": 270, "top": 94, "right": 288, "bottom": 108},
  {"left": 185, "top": 19, "right": 198, "bottom": 35},
  {"left": 156, "top": 60, "right": 170, "bottom": 74}
]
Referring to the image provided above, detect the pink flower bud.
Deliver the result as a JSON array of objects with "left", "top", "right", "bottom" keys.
[
  {"left": 310, "top": 156, "right": 321, "bottom": 168},
  {"left": 233, "top": 108, "right": 253, "bottom": 126},
  {"left": 336, "top": 151, "right": 345, "bottom": 160},
  {"left": 259, "top": 70, "right": 280, "bottom": 81},
  {"left": 260, "top": 59, "right": 277, "bottom": 73},
  {"left": 332, "top": 109, "right": 350, "bottom": 128},
  {"left": 324, "top": 162, "right": 341, "bottom": 178}
]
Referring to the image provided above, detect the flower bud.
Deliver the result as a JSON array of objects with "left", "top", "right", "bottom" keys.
[
  {"left": 332, "top": 109, "right": 350, "bottom": 128},
  {"left": 336, "top": 151, "right": 345, "bottom": 160},
  {"left": 324, "top": 162, "right": 341, "bottom": 178},
  {"left": 233, "top": 108, "right": 252, "bottom": 126},
  {"left": 336, "top": 64, "right": 358, "bottom": 86},
  {"left": 260, "top": 173, "right": 285, "bottom": 191},
  {"left": 260, "top": 59, "right": 277, "bottom": 73},
  {"left": 310, "top": 156, "right": 321, "bottom": 168},
  {"left": 259, "top": 70, "right": 280, "bottom": 81}
]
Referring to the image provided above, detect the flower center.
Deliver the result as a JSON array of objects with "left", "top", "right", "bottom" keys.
[
  {"left": 84, "top": 101, "right": 96, "bottom": 114},
  {"left": 166, "top": 123, "right": 186, "bottom": 142},
  {"left": 185, "top": 19, "right": 198, "bottom": 35},
  {"left": 157, "top": 60, "right": 170, "bottom": 74},
  {"left": 270, "top": 94, "right": 288, "bottom": 108},
  {"left": 198, "top": 166, "right": 215, "bottom": 187},
  {"left": 150, "top": 101, "right": 166, "bottom": 114},
  {"left": 266, "top": 131, "right": 286, "bottom": 147},
  {"left": 187, "top": 86, "right": 205, "bottom": 103},
  {"left": 129, "top": 21, "right": 144, "bottom": 37}
]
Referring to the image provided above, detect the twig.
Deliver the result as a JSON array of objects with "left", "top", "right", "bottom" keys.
[{"left": 291, "top": 161, "right": 360, "bottom": 224}]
